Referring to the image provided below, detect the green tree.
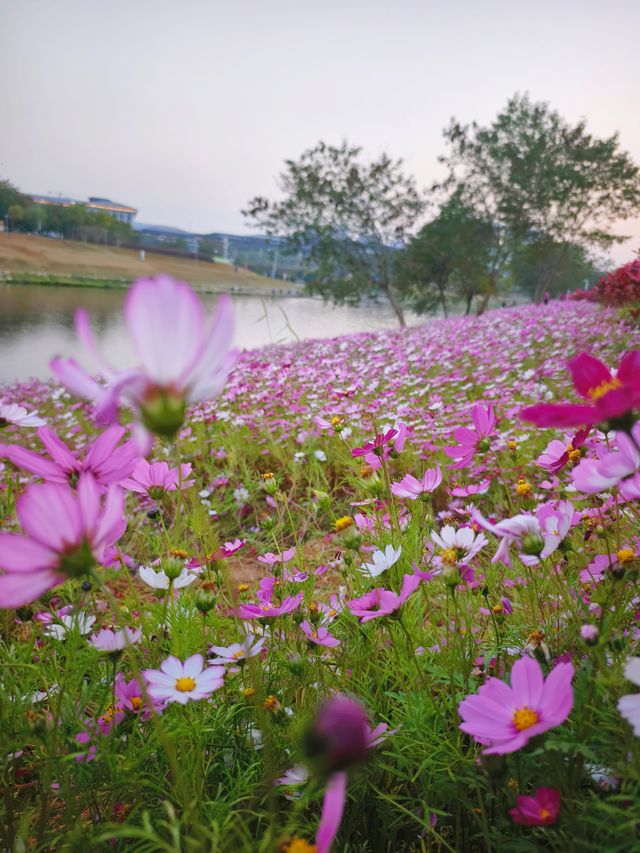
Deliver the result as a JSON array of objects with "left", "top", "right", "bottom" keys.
[
  {"left": 435, "top": 93, "right": 640, "bottom": 312},
  {"left": 397, "top": 191, "right": 494, "bottom": 316},
  {"left": 0, "top": 179, "right": 30, "bottom": 222},
  {"left": 243, "top": 141, "right": 425, "bottom": 326},
  {"left": 511, "top": 237, "right": 603, "bottom": 301}
]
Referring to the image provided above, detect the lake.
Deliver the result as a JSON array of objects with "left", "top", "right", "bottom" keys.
[{"left": 0, "top": 282, "right": 425, "bottom": 383}]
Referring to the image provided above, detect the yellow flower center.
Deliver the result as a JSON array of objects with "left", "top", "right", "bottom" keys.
[
  {"left": 263, "top": 695, "right": 279, "bottom": 711},
  {"left": 588, "top": 377, "right": 622, "bottom": 400},
  {"left": 567, "top": 445, "right": 581, "bottom": 464},
  {"left": 233, "top": 650, "right": 244, "bottom": 659},
  {"left": 130, "top": 696, "right": 143, "bottom": 712},
  {"left": 441, "top": 548, "right": 458, "bottom": 565},
  {"left": 617, "top": 548, "right": 635, "bottom": 563},
  {"left": 175, "top": 677, "right": 196, "bottom": 692},
  {"left": 169, "top": 548, "right": 188, "bottom": 559},
  {"left": 335, "top": 515, "right": 354, "bottom": 532},
  {"left": 262, "top": 472, "right": 274, "bottom": 480},
  {"left": 527, "top": 630, "right": 545, "bottom": 646},
  {"left": 236, "top": 583, "right": 249, "bottom": 592},
  {"left": 284, "top": 840, "right": 317, "bottom": 853},
  {"left": 539, "top": 808, "right": 551, "bottom": 821},
  {"left": 507, "top": 440, "right": 517, "bottom": 451},
  {"left": 330, "top": 416, "right": 343, "bottom": 426},
  {"left": 492, "top": 604, "right": 504, "bottom": 614},
  {"left": 513, "top": 706, "right": 539, "bottom": 731},
  {"left": 515, "top": 478, "right": 532, "bottom": 497},
  {"left": 242, "top": 687, "right": 256, "bottom": 698}
]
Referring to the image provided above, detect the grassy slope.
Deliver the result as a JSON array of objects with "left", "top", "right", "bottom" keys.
[{"left": 0, "top": 233, "right": 299, "bottom": 294}]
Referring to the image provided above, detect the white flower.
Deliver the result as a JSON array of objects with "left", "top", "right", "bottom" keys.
[
  {"left": 0, "top": 403, "right": 46, "bottom": 428},
  {"left": 45, "top": 612, "right": 96, "bottom": 640},
  {"left": 618, "top": 657, "right": 640, "bottom": 735},
  {"left": 431, "top": 526, "right": 488, "bottom": 566},
  {"left": 359, "top": 544, "right": 402, "bottom": 578},
  {"left": 138, "top": 565, "right": 197, "bottom": 590},
  {"left": 313, "top": 450, "right": 327, "bottom": 462},
  {"left": 233, "top": 487, "right": 249, "bottom": 504},
  {"left": 143, "top": 654, "right": 225, "bottom": 705},
  {"left": 208, "top": 634, "right": 265, "bottom": 665}
]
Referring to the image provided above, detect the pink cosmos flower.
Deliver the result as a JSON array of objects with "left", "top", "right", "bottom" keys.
[
  {"left": 300, "top": 620, "right": 341, "bottom": 647},
  {"left": 351, "top": 429, "right": 398, "bottom": 470},
  {"left": 571, "top": 422, "right": 640, "bottom": 498},
  {"left": 450, "top": 479, "right": 491, "bottom": 498},
  {"left": 0, "top": 474, "right": 126, "bottom": 607},
  {"left": 390, "top": 467, "right": 442, "bottom": 499},
  {"left": 522, "top": 351, "right": 640, "bottom": 428},
  {"left": 458, "top": 655, "right": 574, "bottom": 754},
  {"left": 50, "top": 275, "right": 236, "bottom": 441},
  {"left": 89, "top": 627, "right": 142, "bottom": 652},
  {"left": 121, "top": 459, "right": 194, "bottom": 498},
  {"left": 257, "top": 546, "right": 296, "bottom": 566},
  {"left": 536, "top": 427, "right": 590, "bottom": 474},
  {"left": 208, "top": 634, "right": 265, "bottom": 665},
  {"left": 143, "top": 654, "right": 225, "bottom": 705},
  {"left": 0, "top": 425, "right": 139, "bottom": 488},
  {"left": 347, "top": 573, "right": 421, "bottom": 622},
  {"left": 237, "top": 593, "right": 303, "bottom": 620},
  {"left": 509, "top": 787, "right": 561, "bottom": 826},
  {"left": 0, "top": 403, "right": 46, "bottom": 428},
  {"left": 114, "top": 673, "right": 164, "bottom": 718},
  {"left": 444, "top": 403, "right": 497, "bottom": 469}
]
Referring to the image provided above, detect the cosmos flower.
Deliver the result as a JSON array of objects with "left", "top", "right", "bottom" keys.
[
  {"left": 89, "top": 627, "right": 142, "bottom": 652},
  {"left": 536, "top": 427, "right": 590, "bottom": 474},
  {"left": 208, "top": 634, "right": 265, "bottom": 665},
  {"left": 430, "top": 525, "right": 488, "bottom": 569},
  {"left": 121, "top": 459, "right": 194, "bottom": 498},
  {"left": 390, "top": 467, "right": 442, "bottom": 499},
  {"left": 358, "top": 544, "right": 402, "bottom": 579},
  {"left": 143, "top": 654, "right": 225, "bottom": 705},
  {"left": 509, "top": 787, "right": 561, "bottom": 826},
  {"left": 0, "top": 474, "right": 126, "bottom": 608},
  {"left": 618, "top": 657, "right": 640, "bottom": 736},
  {"left": 114, "top": 673, "right": 164, "bottom": 718},
  {"left": 571, "top": 422, "right": 640, "bottom": 498},
  {"left": 45, "top": 611, "right": 96, "bottom": 640},
  {"left": 444, "top": 403, "right": 497, "bottom": 469},
  {"left": 138, "top": 565, "right": 197, "bottom": 590},
  {"left": 237, "top": 594, "right": 304, "bottom": 620},
  {"left": 0, "top": 403, "right": 46, "bottom": 428},
  {"left": 50, "top": 275, "right": 236, "bottom": 442},
  {"left": 347, "top": 573, "right": 420, "bottom": 622},
  {"left": 0, "top": 425, "right": 139, "bottom": 488},
  {"left": 300, "top": 620, "right": 341, "bottom": 648},
  {"left": 522, "top": 351, "right": 640, "bottom": 428},
  {"left": 458, "top": 655, "right": 574, "bottom": 754}
]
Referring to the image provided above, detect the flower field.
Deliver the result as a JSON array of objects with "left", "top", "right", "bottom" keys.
[{"left": 1, "top": 278, "right": 640, "bottom": 852}]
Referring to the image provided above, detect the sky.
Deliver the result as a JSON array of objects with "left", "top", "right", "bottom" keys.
[{"left": 1, "top": 0, "right": 639, "bottom": 262}]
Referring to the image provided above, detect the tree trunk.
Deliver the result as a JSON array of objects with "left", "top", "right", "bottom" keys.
[
  {"left": 476, "top": 275, "right": 496, "bottom": 316},
  {"left": 464, "top": 293, "right": 473, "bottom": 315},
  {"left": 384, "top": 283, "right": 406, "bottom": 327}
]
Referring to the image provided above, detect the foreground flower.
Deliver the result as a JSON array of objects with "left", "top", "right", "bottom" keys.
[
  {"left": 358, "top": 544, "right": 402, "bottom": 578},
  {"left": 347, "top": 573, "right": 420, "bottom": 622},
  {"left": 143, "top": 654, "right": 225, "bottom": 705},
  {"left": 0, "top": 425, "right": 139, "bottom": 488},
  {"left": 390, "top": 467, "right": 442, "bottom": 499},
  {"left": 50, "top": 275, "right": 236, "bottom": 441},
  {"left": 444, "top": 403, "right": 496, "bottom": 468},
  {"left": 0, "top": 403, "right": 46, "bottom": 429},
  {"left": 115, "top": 673, "right": 164, "bottom": 718},
  {"left": 522, "top": 351, "right": 640, "bottom": 428},
  {"left": 458, "top": 655, "right": 574, "bottom": 754},
  {"left": 121, "top": 459, "right": 194, "bottom": 499},
  {"left": 618, "top": 657, "right": 640, "bottom": 736},
  {"left": 509, "top": 787, "right": 561, "bottom": 826},
  {"left": 571, "top": 421, "right": 640, "bottom": 498},
  {"left": 0, "top": 475, "right": 126, "bottom": 608}
]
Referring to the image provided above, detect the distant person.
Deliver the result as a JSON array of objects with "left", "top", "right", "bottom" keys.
[{"left": 543, "top": 290, "right": 550, "bottom": 305}]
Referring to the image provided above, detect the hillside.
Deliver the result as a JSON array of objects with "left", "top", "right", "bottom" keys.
[{"left": 0, "top": 233, "right": 300, "bottom": 294}]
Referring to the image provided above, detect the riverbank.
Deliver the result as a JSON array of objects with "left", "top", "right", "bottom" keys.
[{"left": 0, "top": 233, "right": 302, "bottom": 296}]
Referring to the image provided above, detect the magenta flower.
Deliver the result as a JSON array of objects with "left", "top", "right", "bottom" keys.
[
  {"left": 50, "top": 275, "right": 236, "bottom": 440},
  {"left": 536, "top": 427, "right": 590, "bottom": 474},
  {"left": 257, "top": 546, "right": 296, "bottom": 565},
  {"left": 472, "top": 502, "right": 573, "bottom": 567},
  {"left": 89, "top": 627, "right": 141, "bottom": 652},
  {"left": 444, "top": 403, "right": 497, "bottom": 469},
  {"left": 509, "top": 787, "right": 561, "bottom": 826},
  {"left": 300, "top": 620, "right": 341, "bottom": 647},
  {"left": 121, "top": 459, "right": 194, "bottom": 499},
  {"left": 143, "top": 654, "right": 225, "bottom": 705},
  {"left": 0, "top": 425, "right": 139, "bottom": 488},
  {"left": 390, "top": 467, "right": 442, "bottom": 499},
  {"left": 522, "top": 351, "right": 640, "bottom": 428},
  {"left": 0, "top": 403, "right": 46, "bottom": 428},
  {"left": 571, "top": 421, "right": 640, "bottom": 498},
  {"left": 458, "top": 655, "right": 574, "bottom": 754},
  {"left": 0, "top": 474, "right": 126, "bottom": 608},
  {"left": 237, "top": 593, "right": 303, "bottom": 620},
  {"left": 347, "top": 573, "right": 420, "bottom": 622},
  {"left": 351, "top": 429, "right": 398, "bottom": 470},
  {"left": 114, "top": 673, "right": 164, "bottom": 718}
]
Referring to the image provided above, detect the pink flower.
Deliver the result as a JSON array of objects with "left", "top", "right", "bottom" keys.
[
  {"left": 536, "top": 427, "right": 590, "bottom": 474},
  {"left": 114, "top": 673, "right": 164, "bottom": 718},
  {"left": 444, "top": 403, "right": 497, "bottom": 469},
  {"left": 89, "top": 627, "right": 141, "bottom": 652},
  {"left": 351, "top": 429, "right": 398, "bottom": 470},
  {"left": 0, "top": 474, "right": 126, "bottom": 608},
  {"left": 121, "top": 459, "right": 194, "bottom": 498},
  {"left": 143, "top": 654, "right": 225, "bottom": 705},
  {"left": 237, "top": 593, "right": 303, "bottom": 620},
  {"left": 347, "top": 573, "right": 420, "bottom": 622},
  {"left": 522, "top": 351, "right": 640, "bottom": 428},
  {"left": 0, "top": 403, "right": 46, "bottom": 428},
  {"left": 571, "top": 422, "right": 640, "bottom": 498},
  {"left": 300, "top": 620, "right": 341, "bottom": 647},
  {"left": 0, "top": 425, "right": 139, "bottom": 488},
  {"left": 257, "top": 546, "right": 296, "bottom": 565},
  {"left": 390, "top": 467, "right": 442, "bottom": 499},
  {"left": 458, "top": 655, "right": 574, "bottom": 754},
  {"left": 50, "top": 275, "right": 236, "bottom": 441},
  {"left": 509, "top": 787, "right": 561, "bottom": 826}
]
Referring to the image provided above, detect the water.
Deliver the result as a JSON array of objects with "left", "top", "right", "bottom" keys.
[{"left": 0, "top": 282, "right": 422, "bottom": 383}]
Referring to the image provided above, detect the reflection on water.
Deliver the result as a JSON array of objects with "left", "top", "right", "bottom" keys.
[{"left": 0, "top": 283, "right": 423, "bottom": 383}]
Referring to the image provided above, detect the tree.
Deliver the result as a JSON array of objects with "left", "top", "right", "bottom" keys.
[
  {"left": 243, "top": 141, "right": 425, "bottom": 326},
  {"left": 435, "top": 93, "right": 640, "bottom": 312},
  {"left": 511, "top": 237, "right": 603, "bottom": 301},
  {"left": 0, "top": 179, "right": 30, "bottom": 222},
  {"left": 396, "top": 191, "right": 494, "bottom": 316}
]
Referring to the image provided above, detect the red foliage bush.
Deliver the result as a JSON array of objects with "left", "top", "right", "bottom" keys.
[{"left": 571, "top": 259, "right": 640, "bottom": 305}]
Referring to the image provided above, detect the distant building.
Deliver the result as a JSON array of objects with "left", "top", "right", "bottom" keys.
[{"left": 31, "top": 194, "right": 137, "bottom": 224}]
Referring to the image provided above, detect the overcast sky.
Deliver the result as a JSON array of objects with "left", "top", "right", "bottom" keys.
[{"left": 1, "top": 0, "right": 639, "bottom": 261}]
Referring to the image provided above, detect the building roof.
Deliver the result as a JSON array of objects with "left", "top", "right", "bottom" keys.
[{"left": 31, "top": 194, "right": 137, "bottom": 215}]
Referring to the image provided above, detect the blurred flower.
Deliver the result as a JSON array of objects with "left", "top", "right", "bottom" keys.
[
  {"left": 347, "top": 573, "right": 420, "bottom": 622},
  {"left": 618, "top": 657, "right": 640, "bottom": 736},
  {"left": 138, "top": 565, "right": 197, "bottom": 590},
  {"left": 0, "top": 403, "right": 46, "bottom": 428},
  {"left": 89, "top": 626, "right": 141, "bottom": 652},
  {"left": 509, "top": 787, "right": 561, "bottom": 826}
]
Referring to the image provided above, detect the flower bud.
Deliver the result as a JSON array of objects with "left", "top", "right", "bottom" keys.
[
  {"left": 302, "top": 695, "right": 370, "bottom": 775},
  {"left": 580, "top": 624, "right": 599, "bottom": 646},
  {"left": 520, "top": 533, "right": 545, "bottom": 557},
  {"left": 140, "top": 387, "right": 186, "bottom": 438},
  {"left": 195, "top": 590, "right": 216, "bottom": 614},
  {"left": 160, "top": 557, "right": 185, "bottom": 581}
]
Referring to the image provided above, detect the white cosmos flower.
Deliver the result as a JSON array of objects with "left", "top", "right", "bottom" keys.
[
  {"left": 45, "top": 612, "right": 96, "bottom": 640},
  {"left": 0, "top": 403, "right": 46, "bottom": 428},
  {"left": 431, "top": 525, "right": 488, "bottom": 566},
  {"left": 618, "top": 657, "right": 640, "bottom": 736},
  {"left": 138, "top": 565, "right": 197, "bottom": 590},
  {"left": 359, "top": 544, "right": 402, "bottom": 578}
]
